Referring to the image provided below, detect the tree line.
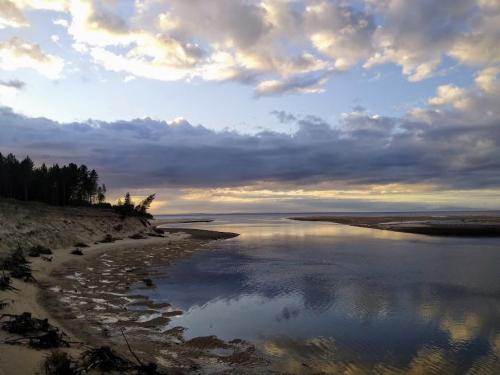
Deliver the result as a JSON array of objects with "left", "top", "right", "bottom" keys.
[
  {"left": 0, "top": 152, "right": 106, "bottom": 206},
  {"left": 0, "top": 152, "right": 156, "bottom": 218}
]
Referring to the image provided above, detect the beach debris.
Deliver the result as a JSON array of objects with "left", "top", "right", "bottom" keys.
[
  {"left": 0, "top": 300, "right": 9, "bottom": 310},
  {"left": 100, "top": 234, "right": 115, "bottom": 243},
  {"left": 2, "top": 247, "right": 35, "bottom": 282},
  {"left": 114, "top": 224, "right": 124, "bottom": 231},
  {"left": 129, "top": 232, "right": 147, "bottom": 240},
  {"left": 74, "top": 242, "right": 89, "bottom": 248},
  {"left": 42, "top": 256, "right": 53, "bottom": 262},
  {"left": 1, "top": 312, "right": 70, "bottom": 349},
  {"left": 136, "top": 362, "right": 163, "bottom": 375},
  {"left": 120, "top": 328, "right": 165, "bottom": 375},
  {"left": 28, "top": 245, "right": 53, "bottom": 257},
  {"left": 29, "top": 329, "right": 71, "bottom": 349},
  {"left": 2, "top": 246, "right": 35, "bottom": 281},
  {"left": 70, "top": 249, "right": 84, "bottom": 256},
  {"left": 41, "top": 350, "right": 80, "bottom": 375},
  {"left": 81, "top": 346, "right": 131, "bottom": 372},
  {"left": 10, "top": 263, "right": 35, "bottom": 281},
  {"left": 142, "top": 278, "right": 154, "bottom": 287},
  {"left": 0, "top": 272, "right": 15, "bottom": 291},
  {"left": 146, "top": 231, "right": 164, "bottom": 238},
  {"left": 152, "top": 227, "right": 164, "bottom": 235},
  {"left": 2, "top": 246, "right": 27, "bottom": 269},
  {"left": 1, "top": 312, "right": 50, "bottom": 334}
]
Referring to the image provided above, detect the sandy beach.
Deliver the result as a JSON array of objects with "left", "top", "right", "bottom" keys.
[
  {"left": 290, "top": 214, "right": 500, "bottom": 237},
  {"left": 0, "top": 202, "right": 265, "bottom": 374}
]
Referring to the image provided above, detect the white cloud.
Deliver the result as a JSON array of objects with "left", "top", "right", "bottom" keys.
[
  {"left": 0, "top": 0, "right": 498, "bottom": 94},
  {"left": 0, "top": 37, "right": 64, "bottom": 79},
  {"left": 0, "top": 0, "right": 28, "bottom": 28},
  {"left": 428, "top": 85, "right": 468, "bottom": 108},
  {"left": 53, "top": 18, "right": 69, "bottom": 28},
  {"left": 474, "top": 66, "right": 500, "bottom": 95}
]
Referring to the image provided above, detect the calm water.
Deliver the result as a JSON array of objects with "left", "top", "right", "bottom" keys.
[{"left": 138, "top": 214, "right": 500, "bottom": 373}]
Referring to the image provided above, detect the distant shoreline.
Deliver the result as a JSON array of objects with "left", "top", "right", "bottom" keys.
[{"left": 289, "top": 215, "right": 500, "bottom": 237}]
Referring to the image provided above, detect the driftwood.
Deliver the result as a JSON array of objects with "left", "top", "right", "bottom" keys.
[
  {"left": 121, "top": 328, "right": 165, "bottom": 375},
  {"left": 1, "top": 312, "right": 50, "bottom": 334},
  {"left": 29, "top": 329, "right": 70, "bottom": 349},
  {"left": 1, "top": 312, "right": 70, "bottom": 349},
  {"left": 81, "top": 346, "right": 131, "bottom": 372},
  {"left": 42, "top": 351, "right": 80, "bottom": 375}
]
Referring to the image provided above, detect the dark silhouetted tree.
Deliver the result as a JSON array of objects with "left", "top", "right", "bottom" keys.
[{"left": 0, "top": 152, "right": 106, "bottom": 207}]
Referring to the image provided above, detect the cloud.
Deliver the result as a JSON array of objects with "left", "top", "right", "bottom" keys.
[
  {"left": 1, "top": 66, "right": 499, "bottom": 194},
  {"left": 256, "top": 71, "right": 332, "bottom": 96},
  {"left": 428, "top": 84, "right": 468, "bottom": 108},
  {"left": 0, "top": 79, "right": 25, "bottom": 90},
  {"left": 0, "top": 0, "right": 497, "bottom": 93},
  {"left": 305, "top": 1, "right": 376, "bottom": 70},
  {"left": 0, "top": 37, "right": 64, "bottom": 79},
  {"left": 270, "top": 110, "right": 297, "bottom": 124},
  {"left": 0, "top": 0, "right": 28, "bottom": 28}
]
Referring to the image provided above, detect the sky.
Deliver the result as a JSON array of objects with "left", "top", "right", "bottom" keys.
[{"left": 0, "top": 0, "right": 499, "bottom": 214}]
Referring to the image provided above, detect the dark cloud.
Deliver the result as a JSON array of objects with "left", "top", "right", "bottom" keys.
[
  {"left": 1, "top": 98, "right": 499, "bottom": 192},
  {"left": 270, "top": 110, "right": 297, "bottom": 124},
  {"left": 0, "top": 79, "right": 25, "bottom": 90}
]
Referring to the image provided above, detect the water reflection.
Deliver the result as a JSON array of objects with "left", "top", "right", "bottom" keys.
[{"left": 140, "top": 214, "right": 500, "bottom": 373}]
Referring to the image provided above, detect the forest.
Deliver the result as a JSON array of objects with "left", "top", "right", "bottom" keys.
[{"left": 0, "top": 153, "right": 106, "bottom": 206}]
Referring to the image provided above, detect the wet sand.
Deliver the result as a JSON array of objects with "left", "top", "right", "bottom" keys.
[
  {"left": 0, "top": 224, "right": 266, "bottom": 374},
  {"left": 289, "top": 214, "right": 500, "bottom": 236}
]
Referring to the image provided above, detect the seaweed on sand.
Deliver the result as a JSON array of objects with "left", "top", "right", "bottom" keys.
[
  {"left": 42, "top": 351, "right": 80, "bottom": 375},
  {"left": 1, "top": 312, "right": 70, "bottom": 349},
  {"left": 0, "top": 271, "right": 15, "bottom": 291},
  {"left": 129, "top": 233, "right": 147, "bottom": 240},
  {"left": 1, "top": 312, "right": 50, "bottom": 334},
  {"left": 29, "top": 329, "right": 70, "bottom": 349},
  {"left": 81, "top": 346, "right": 131, "bottom": 372},
  {"left": 28, "top": 245, "right": 53, "bottom": 257},
  {"left": 100, "top": 234, "right": 115, "bottom": 243}
]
